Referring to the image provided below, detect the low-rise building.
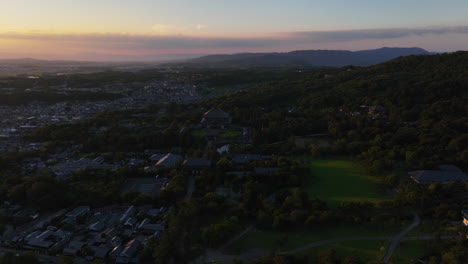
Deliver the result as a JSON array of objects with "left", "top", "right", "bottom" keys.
[
  {"left": 409, "top": 165, "right": 468, "bottom": 184},
  {"left": 201, "top": 107, "right": 231, "bottom": 129},
  {"left": 66, "top": 206, "right": 90, "bottom": 219},
  {"left": 183, "top": 158, "right": 211, "bottom": 175}
]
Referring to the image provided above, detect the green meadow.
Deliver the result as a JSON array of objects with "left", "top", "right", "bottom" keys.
[
  {"left": 306, "top": 239, "right": 387, "bottom": 263},
  {"left": 224, "top": 223, "right": 401, "bottom": 254},
  {"left": 302, "top": 157, "right": 390, "bottom": 206}
]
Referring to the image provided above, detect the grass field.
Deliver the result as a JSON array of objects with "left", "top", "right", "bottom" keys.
[
  {"left": 306, "top": 239, "right": 387, "bottom": 263},
  {"left": 408, "top": 220, "right": 459, "bottom": 237},
  {"left": 190, "top": 129, "right": 206, "bottom": 137},
  {"left": 389, "top": 241, "right": 430, "bottom": 263},
  {"left": 224, "top": 223, "right": 401, "bottom": 254},
  {"left": 219, "top": 129, "right": 243, "bottom": 137},
  {"left": 301, "top": 157, "right": 389, "bottom": 206}
]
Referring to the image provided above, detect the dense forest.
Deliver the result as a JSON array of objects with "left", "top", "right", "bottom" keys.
[{"left": 207, "top": 52, "right": 468, "bottom": 171}]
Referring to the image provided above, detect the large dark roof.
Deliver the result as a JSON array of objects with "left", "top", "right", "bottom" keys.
[
  {"left": 229, "top": 154, "right": 273, "bottom": 164},
  {"left": 156, "top": 153, "right": 183, "bottom": 167},
  {"left": 183, "top": 158, "right": 211, "bottom": 167},
  {"left": 203, "top": 108, "right": 230, "bottom": 119},
  {"left": 409, "top": 165, "right": 468, "bottom": 183}
]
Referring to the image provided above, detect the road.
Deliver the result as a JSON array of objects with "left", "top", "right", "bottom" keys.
[
  {"left": 202, "top": 225, "right": 257, "bottom": 264},
  {"left": 186, "top": 175, "right": 195, "bottom": 201},
  {"left": 219, "top": 226, "right": 254, "bottom": 251},
  {"left": 381, "top": 212, "right": 420, "bottom": 263}
]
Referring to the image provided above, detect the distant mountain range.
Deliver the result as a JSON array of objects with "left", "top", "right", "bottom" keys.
[
  {"left": 0, "top": 47, "right": 434, "bottom": 69},
  {"left": 165, "top": 47, "right": 434, "bottom": 68}
]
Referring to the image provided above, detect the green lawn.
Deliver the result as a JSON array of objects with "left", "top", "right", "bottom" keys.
[
  {"left": 190, "top": 129, "right": 206, "bottom": 137},
  {"left": 301, "top": 157, "right": 389, "bottom": 206},
  {"left": 408, "top": 220, "right": 459, "bottom": 237},
  {"left": 306, "top": 239, "right": 387, "bottom": 263},
  {"left": 219, "top": 129, "right": 243, "bottom": 137},
  {"left": 225, "top": 223, "right": 400, "bottom": 254},
  {"left": 389, "top": 241, "right": 430, "bottom": 264}
]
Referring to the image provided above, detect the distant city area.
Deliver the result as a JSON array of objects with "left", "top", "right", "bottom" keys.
[{"left": 0, "top": 78, "right": 201, "bottom": 152}]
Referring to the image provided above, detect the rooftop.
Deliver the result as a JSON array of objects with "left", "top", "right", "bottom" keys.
[
  {"left": 156, "top": 153, "right": 183, "bottom": 167},
  {"left": 183, "top": 158, "right": 212, "bottom": 167},
  {"left": 409, "top": 165, "right": 468, "bottom": 184},
  {"left": 203, "top": 107, "right": 230, "bottom": 119}
]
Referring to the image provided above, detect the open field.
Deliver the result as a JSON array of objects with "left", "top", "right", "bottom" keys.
[
  {"left": 301, "top": 157, "right": 390, "bottom": 206},
  {"left": 305, "top": 239, "right": 387, "bottom": 263},
  {"left": 224, "top": 223, "right": 403, "bottom": 254},
  {"left": 389, "top": 241, "right": 430, "bottom": 263},
  {"left": 190, "top": 129, "right": 206, "bottom": 137},
  {"left": 219, "top": 129, "right": 243, "bottom": 137}
]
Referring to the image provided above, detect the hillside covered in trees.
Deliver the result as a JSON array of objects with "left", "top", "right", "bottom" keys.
[{"left": 208, "top": 51, "right": 468, "bottom": 171}]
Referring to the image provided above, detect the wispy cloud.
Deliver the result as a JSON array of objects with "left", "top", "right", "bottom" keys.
[
  {"left": 287, "top": 26, "right": 468, "bottom": 42},
  {"left": 2, "top": 26, "right": 468, "bottom": 49},
  {"left": 0, "top": 26, "right": 467, "bottom": 60},
  {"left": 195, "top": 24, "right": 207, "bottom": 30}
]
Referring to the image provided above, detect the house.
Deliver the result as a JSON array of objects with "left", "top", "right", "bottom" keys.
[
  {"left": 92, "top": 246, "right": 111, "bottom": 259},
  {"left": 368, "top": 105, "right": 385, "bottom": 114},
  {"left": 26, "top": 239, "right": 54, "bottom": 250},
  {"left": 124, "top": 217, "right": 138, "bottom": 227},
  {"left": 120, "top": 206, "right": 136, "bottom": 223},
  {"left": 462, "top": 209, "right": 468, "bottom": 226},
  {"left": 229, "top": 154, "right": 272, "bottom": 164},
  {"left": 146, "top": 208, "right": 160, "bottom": 217},
  {"left": 138, "top": 218, "right": 151, "bottom": 229},
  {"left": 63, "top": 240, "right": 86, "bottom": 256},
  {"left": 66, "top": 206, "right": 90, "bottom": 219},
  {"left": 183, "top": 158, "right": 211, "bottom": 175},
  {"left": 409, "top": 165, "right": 468, "bottom": 184},
  {"left": 89, "top": 221, "right": 106, "bottom": 232},
  {"left": 110, "top": 236, "right": 122, "bottom": 247},
  {"left": 201, "top": 107, "right": 231, "bottom": 128},
  {"left": 149, "top": 153, "right": 166, "bottom": 162},
  {"left": 120, "top": 239, "right": 141, "bottom": 258},
  {"left": 51, "top": 159, "right": 92, "bottom": 178},
  {"left": 139, "top": 223, "right": 165, "bottom": 234},
  {"left": 109, "top": 245, "right": 124, "bottom": 259},
  {"left": 155, "top": 153, "right": 183, "bottom": 168}
]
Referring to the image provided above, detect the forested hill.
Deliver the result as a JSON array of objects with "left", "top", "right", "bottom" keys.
[
  {"left": 212, "top": 51, "right": 468, "bottom": 169},
  {"left": 166, "top": 47, "right": 431, "bottom": 68}
]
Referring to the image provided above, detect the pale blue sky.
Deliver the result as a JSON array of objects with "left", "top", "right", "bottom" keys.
[{"left": 2, "top": 0, "right": 468, "bottom": 33}]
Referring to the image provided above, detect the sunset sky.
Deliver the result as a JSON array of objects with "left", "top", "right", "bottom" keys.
[{"left": 1, "top": 0, "right": 468, "bottom": 61}]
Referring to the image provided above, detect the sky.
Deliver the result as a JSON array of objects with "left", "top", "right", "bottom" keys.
[{"left": 1, "top": 0, "right": 468, "bottom": 61}]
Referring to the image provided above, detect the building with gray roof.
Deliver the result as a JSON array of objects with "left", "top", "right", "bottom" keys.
[{"left": 409, "top": 165, "right": 468, "bottom": 184}]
